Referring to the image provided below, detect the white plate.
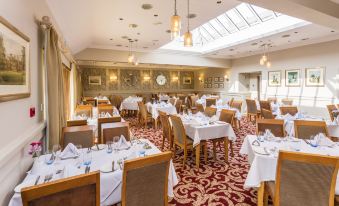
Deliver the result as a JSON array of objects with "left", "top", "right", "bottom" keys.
[{"left": 91, "top": 144, "right": 105, "bottom": 151}]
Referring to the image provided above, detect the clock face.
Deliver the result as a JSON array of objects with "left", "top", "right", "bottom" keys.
[{"left": 156, "top": 74, "right": 167, "bottom": 86}]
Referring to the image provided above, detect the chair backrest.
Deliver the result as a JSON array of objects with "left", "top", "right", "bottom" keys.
[
  {"left": 281, "top": 98, "right": 293, "bottom": 106},
  {"left": 122, "top": 151, "right": 172, "bottom": 206},
  {"left": 168, "top": 98, "right": 176, "bottom": 106},
  {"left": 137, "top": 101, "right": 148, "bottom": 119},
  {"left": 98, "top": 105, "right": 114, "bottom": 116},
  {"left": 219, "top": 109, "right": 235, "bottom": 124},
  {"left": 256, "top": 119, "right": 285, "bottom": 137},
  {"left": 178, "top": 95, "right": 186, "bottom": 102},
  {"left": 97, "top": 99, "right": 110, "bottom": 105},
  {"left": 190, "top": 95, "right": 199, "bottom": 107},
  {"left": 175, "top": 99, "right": 183, "bottom": 113},
  {"left": 204, "top": 107, "right": 217, "bottom": 117},
  {"left": 259, "top": 100, "right": 271, "bottom": 111},
  {"left": 62, "top": 125, "right": 95, "bottom": 148},
  {"left": 22, "top": 172, "right": 100, "bottom": 206},
  {"left": 102, "top": 122, "right": 130, "bottom": 143},
  {"left": 170, "top": 115, "right": 187, "bottom": 146},
  {"left": 85, "top": 98, "right": 96, "bottom": 107},
  {"left": 66, "top": 119, "right": 87, "bottom": 127},
  {"left": 196, "top": 103, "right": 204, "bottom": 112},
  {"left": 111, "top": 95, "right": 123, "bottom": 110},
  {"left": 75, "top": 105, "right": 93, "bottom": 118},
  {"left": 246, "top": 99, "right": 258, "bottom": 114},
  {"left": 294, "top": 120, "right": 328, "bottom": 139},
  {"left": 97, "top": 116, "right": 122, "bottom": 143},
  {"left": 231, "top": 100, "right": 242, "bottom": 112},
  {"left": 261, "top": 109, "right": 275, "bottom": 119},
  {"left": 159, "top": 111, "right": 172, "bottom": 143},
  {"left": 228, "top": 98, "right": 234, "bottom": 107},
  {"left": 280, "top": 106, "right": 298, "bottom": 116},
  {"left": 274, "top": 151, "right": 339, "bottom": 206},
  {"left": 267, "top": 97, "right": 277, "bottom": 104},
  {"left": 206, "top": 98, "right": 217, "bottom": 107},
  {"left": 327, "top": 105, "right": 338, "bottom": 121}
]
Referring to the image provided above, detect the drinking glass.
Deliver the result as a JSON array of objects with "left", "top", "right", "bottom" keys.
[
  {"left": 83, "top": 149, "right": 92, "bottom": 166},
  {"left": 112, "top": 136, "right": 121, "bottom": 153},
  {"left": 257, "top": 131, "right": 265, "bottom": 142},
  {"left": 106, "top": 141, "right": 113, "bottom": 154},
  {"left": 44, "top": 150, "right": 54, "bottom": 165}
]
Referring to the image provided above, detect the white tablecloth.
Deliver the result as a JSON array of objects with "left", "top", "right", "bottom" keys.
[
  {"left": 9, "top": 139, "right": 178, "bottom": 206},
  {"left": 146, "top": 102, "right": 177, "bottom": 120},
  {"left": 119, "top": 97, "right": 143, "bottom": 111},
  {"left": 159, "top": 95, "right": 170, "bottom": 101},
  {"left": 212, "top": 105, "right": 242, "bottom": 120},
  {"left": 196, "top": 98, "right": 222, "bottom": 109},
  {"left": 240, "top": 135, "right": 339, "bottom": 195},
  {"left": 180, "top": 114, "right": 237, "bottom": 147}
]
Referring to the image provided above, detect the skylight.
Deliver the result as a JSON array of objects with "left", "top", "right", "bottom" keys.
[{"left": 160, "top": 3, "right": 310, "bottom": 54}]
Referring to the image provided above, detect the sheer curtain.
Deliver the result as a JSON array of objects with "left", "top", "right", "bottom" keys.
[{"left": 63, "top": 65, "right": 71, "bottom": 120}]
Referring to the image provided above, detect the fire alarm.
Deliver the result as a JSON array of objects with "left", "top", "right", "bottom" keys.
[{"left": 30, "top": 107, "right": 35, "bottom": 118}]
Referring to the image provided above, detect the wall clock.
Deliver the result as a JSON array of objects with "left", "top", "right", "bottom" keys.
[{"left": 156, "top": 74, "right": 167, "bottom": 86}]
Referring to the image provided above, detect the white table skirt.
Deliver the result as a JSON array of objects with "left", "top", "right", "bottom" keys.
[
  {"left": 9, "top": 139, "right": 178, "bottom": 206},
  {"left": 181, "top": 117, "right": 237, "bottom": 147},
  {"left": 240, "top": 135, "right": 339, "bottom": 195},
  {"left": 146, "top": 103, "right": 177, "bottom": 120}
]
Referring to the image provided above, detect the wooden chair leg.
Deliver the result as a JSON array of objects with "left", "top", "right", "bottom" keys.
[
  {"left": 257, "top": 182, "right": 265, "bottom": 206},
  {"left": 173, "top": 144, "right": 176, "bottom": 158},
  {"left": 230, "top": 140, "right": 234, "bottom": 156},
  {"left": 224, "top": 137, "right": 229, "bottom": 162},
  {"left": 195, "top": 144, "right": 200, "bottom": 168},
  {"left": 212, "top": 140, "right": 217, "bottom": 160},
  {"left": 161, "top": 135, "right": 165, "bottom": 151},
  {"left": 203, "top": 143, "right": 207, "bottom": 163},
  {"left": 183, "top": 147, "right": 187, "bottom": 167}
]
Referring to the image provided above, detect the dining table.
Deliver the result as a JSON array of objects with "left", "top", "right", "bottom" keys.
[
  {"left": 240, "top": 134, "right": 339, "bottom": 205},
  {"left": 146, "top": 102, "right": 177, "bottom": 129},
  {"left": 119, "top": 96, "right": 143, "bottom": 111},
  {"left": 9, "top": 139, "right": 178, "bottom": 206}
]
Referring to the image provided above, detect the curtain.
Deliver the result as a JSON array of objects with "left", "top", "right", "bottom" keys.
[
  {"left": 74, "top": 66, "right": 83, "bottom": 104},
  {"left": 63, "top": 65, "right": 71, "bottom": 120},
  {"left": 45, "top": 28, "right": 66, "bottom": 148}
]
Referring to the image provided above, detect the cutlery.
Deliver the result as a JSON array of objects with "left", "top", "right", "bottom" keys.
[
  {"left": 34, "top": 176, "right": 40, "bottom": 185},
  {"left": 96, "top": 144, "right": 100, "bottom": 150},
  {"left": 43, "top": 175, "right": 49, "bottom": 183},
  {"left": 47, "top": 174, "right": 53, "bottom": 182},
  {"left": 303, "top": 139, "right": 310, "bottom": 145},
  {"left": 112, "top": 161, "right": 115, "bottom": 172}
]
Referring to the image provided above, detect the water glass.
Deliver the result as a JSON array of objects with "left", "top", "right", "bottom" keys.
[
  {"left": 83, "top": 149, "right": 92, "bottom": 166},
  {"left": 106, "top": 141, "right": 113, "bottom": 154},
  {"left": 112, "top": 136, "right": 121, "bottom": 153},
  {"left": 257, "top": 131, "right": 265, "bottom": 142},
  {"left": 44, "top": 151, "right": 54, "bottom": 165}
]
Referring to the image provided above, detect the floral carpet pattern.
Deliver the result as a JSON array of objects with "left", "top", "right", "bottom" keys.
[{"left": 126, "top": 117, "right": 257, "bottom": 206}]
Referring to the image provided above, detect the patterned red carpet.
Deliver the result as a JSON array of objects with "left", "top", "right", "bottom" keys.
[{"left": 126, "top": 117, "right": 257, "bottom": 206}]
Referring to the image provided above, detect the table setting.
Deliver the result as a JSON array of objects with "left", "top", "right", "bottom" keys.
[
  {"left": 240, "top": 132, "right": 339, "bottom": 193},
  {"left": 211, "top": 104, "right": 242, "bottom": 120},
  {"left": 195, "top": 97, "right": 223, "bottom": 109},
  {"left": 146, "top": 101, "right": 177, "bottom": 120},
  {"left": 9, "top": 136, "right": 178, "bottom": 206},
  {"left": 119, "top": 96, "right": 143, "bottom": 111}
]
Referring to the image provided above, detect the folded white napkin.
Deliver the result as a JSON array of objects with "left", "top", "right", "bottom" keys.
[
  {"left": 60, "top": 143, "right": 80, "bottom": 159},
  {"left": 105, "top": 112, "right": 112, "bottom": 117},
  {"left": 315, "top": 133, "right": 334, "bottom": 147},
  {"left": 116, "top": 135, "right": 131, "bottom": 150},
  {"left": 210, "top": 115, "right": 218, "bottom": 122}
]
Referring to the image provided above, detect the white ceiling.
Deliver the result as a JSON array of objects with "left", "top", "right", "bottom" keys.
[{"left": 46, "top": 0, "right": 339, "bottom": 59}]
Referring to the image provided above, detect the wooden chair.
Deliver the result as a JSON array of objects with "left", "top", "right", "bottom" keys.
[
  {"left": 137, "top": 102, "right": 153, "bottom": 128},
  {"left": 22, "top": 172, "right": 100, "bottom": 206},
  {"left": 174, "top": 99, "right": 183, "bottom": 113},
  {"left": 196, "top": 103, "right": 205, "bottom": 113},
  {"left": 111, "top": 95, "right": 123, "bottom": 111},
  {"left": 281, "top": 98, "right": 293, "bottom": 106},
  {"left": 260, "top": 100, "right": 272, "bottom": 112},
  {"left": 228, "top": 98, "right": 234, "bottom": 107},
  {"left": 261, "top": 109, "right": 275, "bottom": 119},
  {"left": 256, "top": 119, "right": 285, "bottom": 137},
  {"left": 62, "top": 125, "right": 95, "bottom": 148},
  {"left": 294, "top": 120, "right": 329, "bottom": 139},
  {"left": 280, "top": 106, "right": 298, "bottom": 116},
  {"left": 84, "top": 98, "right": 96, "bottom": 107},
  {"left": 159, "top": 111, "right": 173, "bottom": 150},
  {"left": 102, "top": 122, "right": 130, "bottom": 143},
  {"left": 267, "top": 97, "right": 277, "bottom": 104},
  {"left": 327, "top": 105, "right": 338, "bottom": 121},
  {"left": 97, "top": 116, "right": 122, "bottom": 143},
  {"left": 98, "top": 105, "right": 114, "bottom": 116},
  {"left": 246, "top": 99, "right": 260, "bottom": 122},
  {"left": 204, "top": 107, "right": 217, "bottom": 117},
  {"left": 121, "top": 151, "right": 172, "bottom": 206},
  {"left": 97, "top": 99, "right": 110, "bottom": 105},
  {"left": 206, "top": 98, "right": 216, "bottom": 107},
  {"left": 66, "top": 119, "right": 87, "bottom": 127},
  {"left": 260, "top": 151, "right": 339, "bottom": 206},
  {"left": 75, "top": 105, "right": 93, "bottom": 118},
  {"left": 231, "top": 100, "right": 242, "bottom": 112},
  {"left": 215, "top": 109, "right": 236, "bottom": 159},
  {"left": 170, "top": 115, "right": 206, "bottom": 167}
]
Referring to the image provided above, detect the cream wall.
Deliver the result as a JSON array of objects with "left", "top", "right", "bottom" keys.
[
  {"left": 0, "top": 0, "right": 58, "bottom": 204},
  {"left": 230, "top": 39, "right": 339, "bottom": 118}
]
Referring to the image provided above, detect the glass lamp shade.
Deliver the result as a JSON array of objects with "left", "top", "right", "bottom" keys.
[
  {"left": 259, "top": 58, "right": 265, "bottom": 65},
  {"left": 266, "top": 61, "right": 272, "bottom": 68},
  {"left": 184, "top": 31, "right": 193, "bottom": 47},
  {"left": 170, "top": 15, "right": 181, "bottom": 39},
  {"left": 127, "top": 54, "right": 135, "bottom": 63},
  {"left": 262, "top": 55, "right": 267, "bottom": 62}
]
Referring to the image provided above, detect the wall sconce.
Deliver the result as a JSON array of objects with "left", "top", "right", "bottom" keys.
[
  {"left": 110, "top": 75, "right": 118, "bottom": 81},
  {"left": 172, "top": 76, "right": 178, "bottom": 81},
  {"left": 224, "top": 75, "right": 229, "bottom": 82},
  {"left": 198, "top": 77, "right": 203, "bottom": 83},
  {"left": 144, "top": 76, "right": 150, "bottom": 81}
]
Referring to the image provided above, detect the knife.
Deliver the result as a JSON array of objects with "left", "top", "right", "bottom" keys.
[
  {"left": 96, "top": 143, "right": 100, "bottom": 150},
  {"left": 112, "top": 161, "right": 115, "bottom": 172},
  {"left": 34, "top": 175, "right": 40, "bottom": 185}
]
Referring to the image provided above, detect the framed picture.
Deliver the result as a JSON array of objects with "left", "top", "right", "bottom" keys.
[
  {"left": 219, "top": 77, "right": 224, "bottom": 82},
  {"left": 214, "top": 77, "right": 219, "bottom": 82},
  {"left": 204, "top": 83, "right": 207, "bottom": 88},
  {"left": 213, "top": 83, "right": 219, "bottom": 88},
  {"left": 89, "top": 76, "right": 101, "bottom": 85},
  {"left": 268, "top": 71, "right": 281, "bottom": 87},
  {"left": 182, "top": 76, "right": 192, "bottom": 85},
  {"left": 305, "top": 67, "right": 325, "bottom": 86},
  {"left": 285, "top": 69, "right": 301, "bottom": 87},
  {"left": 207, "top": 77, "right": 212, "bottom": 83},
  {"left": 219, "top": 83, "right": 224, "bottom": 88},
  {"left": 0, "top": 16, "right": 30, "bottom": 102},
  {"left": 207, "top": 83, "right": 212, "bottom": 88}
]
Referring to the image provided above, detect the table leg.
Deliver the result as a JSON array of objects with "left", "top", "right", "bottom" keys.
[
  {"left": 195, "top": 144, "right": 200, "bottom": 168},
  {"left": 257, "top": 182, "right": 265, "bottom": 206},
  {"left": 224, "top": 137, "right": 229, "bottom": 162}
]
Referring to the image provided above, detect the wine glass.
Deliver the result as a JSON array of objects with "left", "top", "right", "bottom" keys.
[
  {"left": 83, "top": 149, "right": 92, "bottom": 166},
  {"left": 112, "top": 136, "right": 121, "bottom": 153},
  {"left": 44, "top": 150, "right": 54, "bottom": 165},
  {"left": 52, "top": 144, "right": 61, "bottom": 162},
  {"left": 106, "top": 141, "right": 113, "bottom": 154}
]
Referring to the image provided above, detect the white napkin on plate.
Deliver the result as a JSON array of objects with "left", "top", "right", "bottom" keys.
[
  {"left": 60, "top": 143, "right": 80, "bottom": 159},
  {"left": 116, "top": 135, "right": 130, "bottom": 150},
  {"left": 316, "top": 133, "right": 335, "bottom": 147}
]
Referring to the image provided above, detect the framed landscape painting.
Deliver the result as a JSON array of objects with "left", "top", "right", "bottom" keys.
[
  {"left": 305, "top": 67, "right": 325, "bottom": 86},
  {"left": 268, "top": 71, "right": 281, "bottom": 86},
  {"left": 0, "top": 16, "right": 30, "bottom": 102},
  {"left": 183, "top": 76, "right": 192, "bottom": 85},
  {"left": 286, "top": 69, "right": 301, "bottom": 87},
  {"left": 88, "top": 76, "right": 101, "bottom": 85}
]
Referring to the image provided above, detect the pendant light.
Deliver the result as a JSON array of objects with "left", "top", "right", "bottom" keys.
[
  {"left": 170, "top": 0, "right": 181, "bottom": 39},
  {"left": 127, "top": 40, "right": 135, "bottom": 64},
  {"left": 134, "top": 40, "right": 139, "bottom": 66},
  {"left": 184, "top": 0, "right": 193, "bottom": 47}
]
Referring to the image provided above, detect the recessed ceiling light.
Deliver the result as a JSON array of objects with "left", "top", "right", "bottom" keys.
[
  {"left": 119, "top": 18, "right": 124, "bottom": 21},
  {"left": 125, "top": 46, "right": 128, "bottom": 48},
  {"left": 282, "top": 34, "right": 290, "bottom": 38},
  {"left": 122, "top": 36, "right": 129, "bottom": 39},
  {"left": 229, "top": 48, "right": 234, "bottom": 51},
  {"left": 166, "top": 30, "right": 171, "bottom": 33},
  {"left": 141, "top": 4, "right": 153, "bottom": 10},
  {"left": 251, "top": 42, "right": 258, "bottom": 46},
  {"left": 137, "top": 33, "right": 141, "bottom": 35},
  {"left": 153, "top": 21, "right": 162, "bottom": 25},
  {"left": 217, "top": 0, "right": 222, "bottom": 4},
  {"left": 129, "top": 24, "right": 138, "bottom": 28},
  {"left": 154, "top": 14, "right": 158, "bottom": 17},
  {"left": 143, "top": 46, "right": 149, "bottom": 49},
  {"left": 152, "top": 40, "right": 159, "bottom": 42},
  {"left": 187, "top": 13, "right": 197, "bottom": 19},
  {"left": 331, "top": 30, "right": 335, "bottom": 32},
  {"left": 116, "top": 44, "right": 122, "bottom": 47},
  {"left": 109, "top": 38, "right": 113, "bottom": 41},
  {"left": 301, "top": 38, "right": 309, "bottom": 41},
  {"left": 294, "top": 31, "right": 298, "bottom": 34}
]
